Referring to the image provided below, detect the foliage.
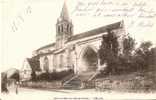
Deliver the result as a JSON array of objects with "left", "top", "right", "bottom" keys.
[
  {"left": 123, "top": 35, "right": 135, "bottom": 56},
  {"left": 31, "top": 71, "right": 37, "bottom": 81},
  {"left": 99, "top": 30, "right": 119, "bottom": 64},
  {"left": 119, "top": 35, "right": 136, "bottom": 73},
  {"left": 10, "top": 72, "right": 20, "bottom": 82},
  {"left": 36, "top": 69, "right": 74, "bottom": 81},
  {"left": 99, "top": 31, "right": 156, "bottom": 75},
  {"left": 98, "top": 30, "right": 119, "bottom": 75},
  {"left": 1, "top": 73, "right": 8, "bottom": 93},
  {"left": 133, "top": 41, "right": 155, "bottom": 72}
]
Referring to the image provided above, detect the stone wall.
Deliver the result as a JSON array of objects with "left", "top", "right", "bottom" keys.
[
  {"left": 95, "top": 75, "right": 156, "bottom": 92},
  {"left": 21, "top": 81, "right": 62, "bottom": 89}
]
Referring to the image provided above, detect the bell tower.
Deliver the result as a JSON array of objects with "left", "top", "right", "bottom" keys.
[{"left": 56, "top": 1, "right": 73, "bottom": 49}]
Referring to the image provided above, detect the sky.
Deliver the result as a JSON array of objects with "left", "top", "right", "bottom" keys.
[{"left": 1, "top": 0, "right": 156, "bottom": 71}]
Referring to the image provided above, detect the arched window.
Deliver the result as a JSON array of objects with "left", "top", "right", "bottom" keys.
[
  {"left": 43, "top": 56, "right": 49, "bottom": 72},
  {"left": 61, "top": 25, "right": 63, "bottom": 32},
  {"left": 60, "top": 54, "right": 63, "bottom": 68},
  {"left": 67, "top": 24, "right": 69, "bottom": 32},
  {"left": 58, "top": 26, "right": 60, "bottom": 33},
  {"left": 70, "top": 27, "right": 72, "bottom": 33}
]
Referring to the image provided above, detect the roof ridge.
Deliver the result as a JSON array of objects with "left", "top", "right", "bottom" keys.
[
  {"left": 68, "top": 21, "right": 123, "bottom": 41},
  {"left": 36, "top": 42, "right": 56, "bottom": 51}
]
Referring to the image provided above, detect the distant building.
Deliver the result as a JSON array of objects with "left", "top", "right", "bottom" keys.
[
  {"left": 20, "top": 56, "right": 40, "bottom": 81},
  {"left": 33, "top": 2, "right": 126, "bottom": 74}
]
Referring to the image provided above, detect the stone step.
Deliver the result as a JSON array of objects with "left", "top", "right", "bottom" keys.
[
  {"left": 62, "top": 71, "right": 96, "bottom": 89},
  {"left": 78, "top": 71, "right": 96, "bottom": 81}
]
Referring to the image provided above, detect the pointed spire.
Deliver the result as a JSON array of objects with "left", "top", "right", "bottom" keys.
[{"left": 60, "top": 1, "right": 69, "bottom": 21}]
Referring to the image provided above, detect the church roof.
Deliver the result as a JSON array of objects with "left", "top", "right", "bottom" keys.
[
  {"left": 36, "top": 43, "right": 55, "bottom": 51},
  {"left": 68, "top": 21, "right": 123, "bottom": 42},
  {"left": 27, "top": 57, "right": 41, "bottom": 71},
  {"left": 59, "top": 1, "right": 69, "bottom": 21}
]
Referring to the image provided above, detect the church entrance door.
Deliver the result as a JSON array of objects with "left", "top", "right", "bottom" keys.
[{"left": 78, "top": 46, "right": 98, "bottom": 74}]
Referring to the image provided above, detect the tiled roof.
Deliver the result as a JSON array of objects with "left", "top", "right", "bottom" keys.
[
  {"left": 36, "top": 21, "right": 123, "bottom": 52},
  {"left": 68, "top": 21, "right": 123, "bottom": 42},
  {"left": 36, "top": 43, "right": 55, "bottom": 51},
  {"left": 27, "top": 57, "right": 41, "bottom": 71},
  {"left": 38, "top": 48, "right": 65, "bottom": 56},
  {"left": 38, "top": 50, "right": 56, "bottom": 56}
]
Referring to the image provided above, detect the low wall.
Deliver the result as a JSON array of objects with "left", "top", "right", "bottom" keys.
[
  {"left": 21, "top": 81, "right": 62, "bottom": 89},
  {"left": 82, "top": 80, "right": 96, "bottom": 89},
  {"left": 95, "top": 76, "right": 156, "bottom": 92}
]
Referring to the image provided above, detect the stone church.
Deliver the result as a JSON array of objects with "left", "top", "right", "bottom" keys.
[{"left": 33, "top": 2, "right": 127, "bottom": 75}]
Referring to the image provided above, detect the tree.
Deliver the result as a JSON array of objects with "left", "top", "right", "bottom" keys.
[
  {"left": 149, "top": 47, "right": 156, "bottom": 71},
  {"left": 123, "top": 35, "right": 135, "bottom": 56},
  {"left": 133, "top": 41, "right": 153, "bottom": 71},
  {"left": 119, "top": 35, "right": 136, "bottom": 72},
  {"left": 140, "top": 41, "right": 152, "bottom": 52},
  {"left": 98, "top": 29, "right": 119, "bottom": 74},
  {"left": 31, "top": 71, "right": 37, "bottom": 81}
]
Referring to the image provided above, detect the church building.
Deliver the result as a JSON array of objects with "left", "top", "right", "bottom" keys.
[{"left": 33, "top": 2, "right": 127, "bottom": 75}]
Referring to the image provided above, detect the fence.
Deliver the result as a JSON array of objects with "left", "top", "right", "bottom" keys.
[{"left": 82, "top": 80, "right": 96, "bottom": 89}]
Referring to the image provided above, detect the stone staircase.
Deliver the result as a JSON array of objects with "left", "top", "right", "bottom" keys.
[
  {"left": 62, "top": 71, "right": 97, "bottom": 89},
  {"left": 62, "top": 75, "right": 81, "bottom": 89}
]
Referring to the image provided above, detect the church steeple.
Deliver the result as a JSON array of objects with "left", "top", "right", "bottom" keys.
[
  {"left": 56, "top": 1, "right": 73, "bottom": 49},
  {"left": 60, "top": 1, "right": 69, "bottom": 21}
]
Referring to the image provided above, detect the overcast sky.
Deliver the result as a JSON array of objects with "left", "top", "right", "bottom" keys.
[{"left": 1, "top": 0, "right": 156, "bottom": 71}]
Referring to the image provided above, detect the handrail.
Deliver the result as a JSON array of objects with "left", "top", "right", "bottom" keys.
[
  {"left": 63, "top": 75, "right": 78, "bottom": 85},
  {"left": 88, "top": 71, "right": 100, "bottom": 81},
  {"left": 61, "top": 73, "right": 75, "bottom": 84}
]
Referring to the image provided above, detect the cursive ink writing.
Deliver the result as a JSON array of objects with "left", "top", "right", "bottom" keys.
[
  {"left": 11, "top": 6, "right": 32, "bottom": 32},
  {"left": 72, "top": 0, "right": 156, "bottom": 28}
]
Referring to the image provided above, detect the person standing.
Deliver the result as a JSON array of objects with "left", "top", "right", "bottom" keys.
[{"left": 15, "top": 81, "right": 19, "bottom": 94}]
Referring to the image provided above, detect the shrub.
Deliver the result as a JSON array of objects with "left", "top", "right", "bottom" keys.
[{"left": 36, "top": 69, "right": 74, "bottom": 81}]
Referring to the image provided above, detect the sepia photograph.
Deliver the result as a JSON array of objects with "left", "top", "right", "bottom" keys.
[{"left": 1, "top": 0, "right": 156, "bottom": 100}]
